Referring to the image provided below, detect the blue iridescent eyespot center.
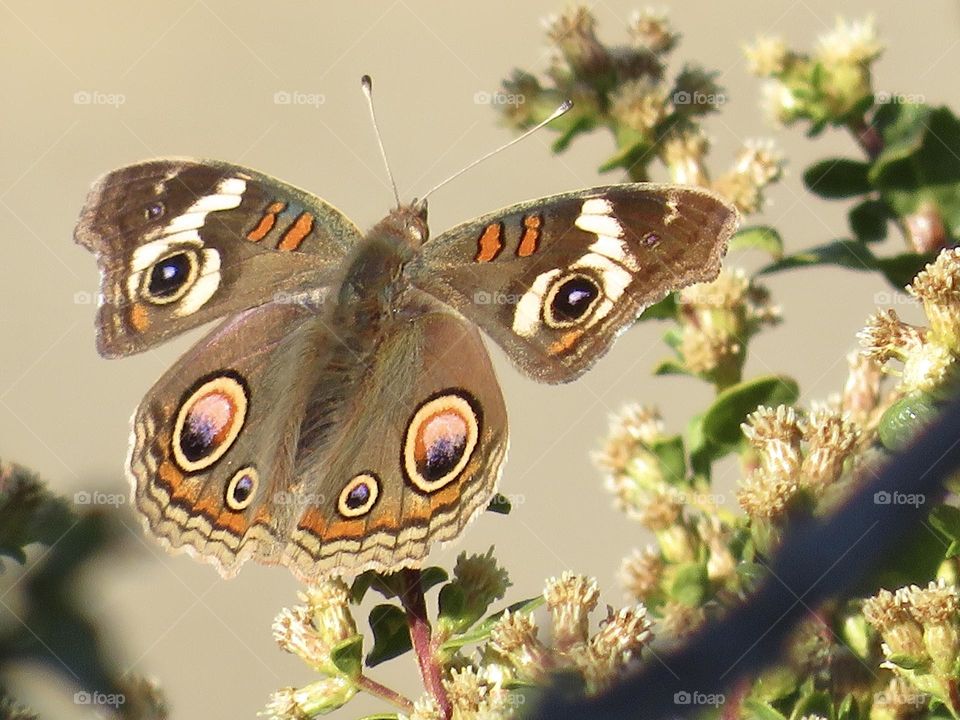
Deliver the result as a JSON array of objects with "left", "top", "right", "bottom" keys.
[
  {"left": 144, "top": 201, "right": 165, "bottom": 220},
  {"left": 148, "top": 252, "right": 192, "bottom": 298},
  {"left": 345, "top": 482, "right": 370, "bottom": 509},
  {"left": 232, "top": 473, "right": 255, "bottom": 504}
]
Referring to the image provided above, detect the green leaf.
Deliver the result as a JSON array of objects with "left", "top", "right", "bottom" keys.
[
  {"left": 437, "top": 583, "right": 468, "bottom": 631},
  {"left": 653, "top": 359, "right": 690, "bottom": 377},
  {"left": 848, "top": 199, "right": 889, "bottom": 243},
  {"left": 420, "top": 567, "right": 450, "bottom": 594},
  {"left": 870, "top": 105, "right": 960, "bottom": 237},
  {"left": 651, "top": 435, "right": 687, "bottom": 487},
  {"left": 875, "top": 252, "right": 936, "bottom": 288},
  {"left": 803, "top": 158, "right": 872, "bottom": 198},
  {"left": 759, "top": 239, "right": 877, "bottom": 276},
  {"left": 700, "top": 375, "right": 800, "bottom": 452},
  {"left": 743, "top": 699, "right": 789, "bottom": 720},
  {"left": 729, "top": 226, "right": 784, "bottom": 259},
  {"left": 789, "top": 689, "right": 832, "bottom": 720},
  {"left": 929, "top": 504, "right": 960, "bottom": 544},
  {"left": 687, "top": 413, "right": 714, "bottom": 479},
  {"left": 440, "top": 595, "right": 545, "bottom": 651},
  {"left": 330, "top": 634, "right": 364, "bottom": 679},
  {"left": 749, "top": 666, "right": 800, "bottom": 704},
  {"left": 669, "top": 562, "right": 709, "bottom": 606},
  {"left": 366, "top": 604, "right": 411, "bottom": 667},
  {"left": 838, "top": 694, "right": 859, "bottom": 720},
  {"left": 638, "top": 293, "right": 678, "bottom": 321},
  {"left": 886, "top": 653, "right": 928, "bottom": 671},
  {"left": 486, "top": 493, "right": 512, "bottom": 514},
  {"left": 599, "top": 126, "right": 653, "bottom": 173}
]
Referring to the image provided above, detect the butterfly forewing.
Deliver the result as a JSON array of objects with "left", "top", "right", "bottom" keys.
[
  {"left": 75, "top": 159, "right": 361, "bottom": 358},
  {"left": 407, "top": 184, "right": 738, "bottom": 383}
]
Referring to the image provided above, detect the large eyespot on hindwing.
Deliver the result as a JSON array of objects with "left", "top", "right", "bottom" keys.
[
  {"left": 172, "top": 372, "right": 249, "bottom": 473},
  {"left": 402, "top": 390, "right": 482, "bottom": 494},
  {"left": 337, "top": 472, "right": 381, "bottom": 518},
  {"left": 225, "top": 466, "right": 259, "bottom": 511}
]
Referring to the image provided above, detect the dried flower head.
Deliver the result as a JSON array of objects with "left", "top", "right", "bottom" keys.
[
  {"left": 842, "top": 351, "right": 883, "bottom": 426},
  {"left": 862, "top": 588, "right": 927, "bottom": 660},
  {"left": 744, "top": 35, "right": 790, "bottom": 76},
  {"left": 801, "top": 404, "right": 860, "bottom": 490},
  {"left": 408, "top": 695, "right": 444, "bottom": 720},
  {"left": 743, "top": 405, "right": 806, "bottom": 480},
  {"left": 262, "top": 677, "right": 356, "bottom": 720},
  {"left": 610, "top": 78, "right": 672, "bottom": 136},
  {"left": 453, "top": 548, "right": 511, "bottom": 608},
  {"left": 815, "top": 16, "right": 883, "bottom": 66},
  {"left": 858, "top": 309, "right": 926, "bottom": 362},
  {"left": 679, "top": 324, "right": 741, "bottom": 376},
  {"left": 577, "top": 605, "right": 653, "bottom": 690},
  {"left": 628, "top": 7, "right": 678, "bottom": 54},
  {"left": 660, "top": 128, "right": 710, "bottom": 186},
  {"left": 545, "top": 572, "right": 600, "bottom": 650},
  {"left": 488, "top": 610, "right": 550, "bottom": 681},
  {"left": 738, "top": 469, "right": 800, "bottom": 521},
  {"left": 618, "top": 546, "right": 664, "bottom": 602},
  {"left": 712, "top": 140, "right": 783, "bottom": 213},
  {"left": 659, "top": 601, "right": 706, "bottom": 639},
  {"left": 542, "top": 5, "right": 609, "bottom": 77},
  {"left": 909, "top": 248, "right": 960, "bottom": 353},
  {"left": 444, "top": 665, "right": 511, "bottom": 718}
]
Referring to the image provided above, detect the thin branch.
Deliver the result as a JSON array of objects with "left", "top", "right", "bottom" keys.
[
  {"left": 399, "top": 568, "right": 451, "bottom": 718},
  {"left": 356, "top": 674, "right": 415, "bottom": 713}
]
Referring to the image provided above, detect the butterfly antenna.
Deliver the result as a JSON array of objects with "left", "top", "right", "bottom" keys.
[
  {"left": 418, "top": 100, "right": 573, "bottom": 204},
  {"left": 361, "top": 75, "right": 401, "bottom": 207}
]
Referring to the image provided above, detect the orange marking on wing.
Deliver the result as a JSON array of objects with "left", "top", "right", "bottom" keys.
[
  {"left": 278, "top": 212, "right": 314, "bottom": 251},
  {"left": 548, "top": 329, "right": 584, "bottom": 355},
  {"left": 128, "top": 303, "right": 150, "bottom": 332},
  {"left": 475, "top": 222, "right": 504, "bottom": 262},
  {"left": 517, "top": 213, "right": 543, "bottom": 257},
  {"left": 246, "top": 201, "right": 287, "bottom": 242},
  {"left": 297, "top": 506, "right": 328, "bottom": 535}
]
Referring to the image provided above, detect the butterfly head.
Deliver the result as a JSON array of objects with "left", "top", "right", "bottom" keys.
[{"left": 379, "top": 201, "right": 429, "bottom": 249}]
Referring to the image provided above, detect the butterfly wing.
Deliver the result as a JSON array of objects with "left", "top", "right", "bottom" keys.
[
  {"left": 407, "top": 184, "right": 738, "bottom": 383},
  {"left": 128, "top": 300, "right": 330, "bottom": 577},
  {"left": 281, "top": 293, "right": 509, "bottom": 580},
  {"left": 75, "top": 158, "right": 362, "bottom": 357}
]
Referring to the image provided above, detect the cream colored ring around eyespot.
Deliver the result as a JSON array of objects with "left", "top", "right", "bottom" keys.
[
  {"left": 403, "top": 393, "right": 480, "bottom": 494},
  {"left": 140, "top": 249, "right": 200, "bottom": 305},
  {"left": 172, "top": 375, "right": 248, "bottom": 473},
  {"left": 225, "top": 466, "right": 259, "bottom": 511},
  {"left": 542, "top": 271, "right": 603, "bottom": 329},
  {"left": 337, "top": 473, "right": 381, "bottom": 518}
]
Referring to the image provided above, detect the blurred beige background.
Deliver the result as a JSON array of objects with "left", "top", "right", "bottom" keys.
[{"left": 1, "top": 0, "right": 958, "bottom": 717}]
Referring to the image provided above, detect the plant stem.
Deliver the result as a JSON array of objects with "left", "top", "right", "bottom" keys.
[
  {"left": 847, "top": 115, "right": 884, "bottom": 160},
  {"left": 356, "top": 675, "right": 415, "bottom": 713},
  {"left": 399, "top": 568, "right": 451, "bottom": 718}
]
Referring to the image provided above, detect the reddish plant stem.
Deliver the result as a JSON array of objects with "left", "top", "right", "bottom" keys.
[
  {"left": 949, "top": 677, "right": 960, "bottom": 719},
  {"left": 848, "top": 115, "right": 884, "bottom": 161},
  {"left": 356, "top": 674, "right": 415, "bottom": 713},
  {"left": 722, "top": 678, "right": 750, "bottom": 720},
  {"left": 399, "top": 568, "right": 451, "bottom": 718}
]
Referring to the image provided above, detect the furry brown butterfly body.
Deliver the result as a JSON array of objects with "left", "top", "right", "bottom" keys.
[{"left": 76, "top": 157, "right": 737, "bottom": 581}]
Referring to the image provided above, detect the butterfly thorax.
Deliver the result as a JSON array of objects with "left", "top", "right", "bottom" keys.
[{"left": 333, "top": 204, "right": 429, "bottom": 341}]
